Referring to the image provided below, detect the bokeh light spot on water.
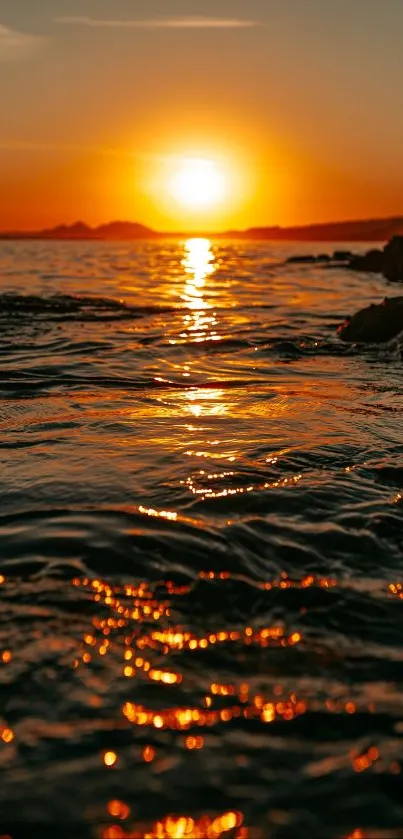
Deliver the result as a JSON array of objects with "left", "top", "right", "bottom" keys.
[
  {"left": 107, "top": 800, "right": 130, "bottom": 820},
  {"left": 1, "top": 728, "right": 15, "bottom": 744},
  {"left": 102, "top": 808, "right": 245, "bottom": 838}
]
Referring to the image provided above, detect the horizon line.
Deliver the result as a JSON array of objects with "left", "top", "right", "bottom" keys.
[{"left": 1, "top": 215, "right": 403, "bottom": 239}]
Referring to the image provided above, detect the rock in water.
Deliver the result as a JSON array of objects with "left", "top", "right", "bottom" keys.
[
  {"left": 348, "top": 249, "right": 384, "bottom": 273},
  {"left": 382, "top": 236, "right": 403, "bottom": 283},
  {"left": 338, "top": 296, "right": 403, "bottom": 343},
  {"left": 286, "top": 251, "right": 354, "bottom": 265},
  {"left": 333, "top": 250, "right": 355, "bottom": 261},
  {"left": 286, "top": 254, "right": 321, "bottom": 264}
]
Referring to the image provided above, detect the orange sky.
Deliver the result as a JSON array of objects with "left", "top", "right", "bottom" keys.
[{"left": 1, "top": 0, "right": 403, "bottom": 231}]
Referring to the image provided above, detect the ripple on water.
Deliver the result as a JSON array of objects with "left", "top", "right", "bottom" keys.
[{"left": 0, "top": 239, "right": 402, "bottom": 837}]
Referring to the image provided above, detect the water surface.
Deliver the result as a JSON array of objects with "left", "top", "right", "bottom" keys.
[{"left": 0, "top": 239, "right": 402, "bottom": 838}]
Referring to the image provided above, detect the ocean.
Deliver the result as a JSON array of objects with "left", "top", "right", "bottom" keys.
[{"left": 0, "top": 238, "right": 402, "bottom": 838}]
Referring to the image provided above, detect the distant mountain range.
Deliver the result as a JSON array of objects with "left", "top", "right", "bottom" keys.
[
  {"left": 1, "top": 216, "right": 403, "bottom": 242},
  {"left": 0, "top": 221, "right": 158, "bottom": 241}
]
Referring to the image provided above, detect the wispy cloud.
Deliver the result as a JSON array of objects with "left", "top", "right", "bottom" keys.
[
  {"left": 56, "top": 15, "right": 259, "bottom": 30},
  {"left": 0, "top": 23, "right": 44, "bottom": 61}
]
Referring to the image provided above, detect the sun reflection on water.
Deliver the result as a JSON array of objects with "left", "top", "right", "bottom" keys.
[
  {"left": 185, "top": 388, "right": 228, "bottom": 418},
  {"left": 178, "top": 239, "right": 220, "bottom": 343},
  {"left": 177, "top": 239, "right": 230, "bottom": 419},
  {"left": 182, "top": 238, "right": 215, "bottom": 307}
]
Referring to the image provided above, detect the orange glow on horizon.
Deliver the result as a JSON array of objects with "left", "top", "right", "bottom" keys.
[
  {"left": 4, "top": 4, "right": 403, "bottom": 233},
  {"left": 2, "top": 130, "right": 401, "bottom": 233}
]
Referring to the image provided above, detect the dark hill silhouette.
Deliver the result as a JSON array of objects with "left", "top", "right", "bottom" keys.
[
  {"left": 0, "top": 220, "right": 158, "bottom": 241},
  {"left": 234, "top": 217, "right": 403, "bottom": 242},
  {"left": 1, "top": 215, "right": 403, "bottom": 241},
  {"left": 41, "top": 221, "right": 94, "bottom": 239},
  {"left": 96, "top": 221, "right": 159, "bottom": 239}
]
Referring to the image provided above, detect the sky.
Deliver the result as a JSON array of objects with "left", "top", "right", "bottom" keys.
[{"left": 1, "top": 0, "right": 403, "bottom": 231}]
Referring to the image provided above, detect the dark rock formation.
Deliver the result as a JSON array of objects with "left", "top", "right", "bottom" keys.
[
  {"left": 285, "top": 239, "right": 403, "bottom": 278},
  {"left": 286, "top": 250, "right": 355, "bottom": 265},
  {"left": 286, "top": 255, "right": 321, "bottom": 264},
  {"left": 338, "top": 296, "right": 403, "bottom": 343},
  {"left": 348, "top": 249, "right": 384, "bottom": 273},
  {"left": 346, "top": 236, "right": 403, "bottom": 282},
  {"left": 333, "top": 250, "right": 354, "bottom": 261},
  {"left": 382, "top": 236, "right": 403, "bottom": 283}
]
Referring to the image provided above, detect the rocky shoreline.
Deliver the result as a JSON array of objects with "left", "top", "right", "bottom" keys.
[
  {"left": 288, "top": 235, "right": 403, "bottom": 282},
  {"left": 288, "top": 236, "right": 403, "bottom": 344}
]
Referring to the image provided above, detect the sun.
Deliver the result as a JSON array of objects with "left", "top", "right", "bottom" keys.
[{"left": 170, "top": 158, "right": 227, "bottom": 210}]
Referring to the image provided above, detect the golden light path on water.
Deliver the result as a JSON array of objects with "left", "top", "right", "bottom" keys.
[
  {"left": 180, "top": 238, "right": 219, "bottom": 343},
  {"left": 181, "top": 239, "right": 226, "bottom": 417},
  {"left": 175, "top": 238, "right": 228, "bottom": 420},
  {"left": 151, "top": 238, "right": 230, "bottom": 422}
]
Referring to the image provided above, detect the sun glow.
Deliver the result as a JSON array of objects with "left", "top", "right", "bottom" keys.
[{"left": 170, "top": 158, "right": 227, "bottom": 210}]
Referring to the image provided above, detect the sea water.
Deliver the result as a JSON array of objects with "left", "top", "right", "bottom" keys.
[{"left": 0, "top": 238, "right": 402, "bottom": 838}]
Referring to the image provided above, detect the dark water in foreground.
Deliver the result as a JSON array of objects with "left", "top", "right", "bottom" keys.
[{"left": 0, "top": 239, "right": 403, "bottom": 839}]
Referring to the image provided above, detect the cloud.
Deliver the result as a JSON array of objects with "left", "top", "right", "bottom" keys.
[
  {"left": 0, "top": 23, "right": 44, "bottom": 61},
  {"left": 56, "top": 15, "right": 259, "bottom": 30}
]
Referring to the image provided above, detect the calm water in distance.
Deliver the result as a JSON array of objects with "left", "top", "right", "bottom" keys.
[{"left": 0, "top": 239, "right": 402, "bottom": 838}]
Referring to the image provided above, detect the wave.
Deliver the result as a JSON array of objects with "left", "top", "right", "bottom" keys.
[{"left": 0, "top": 292, "right": 176, "bottom": 321}]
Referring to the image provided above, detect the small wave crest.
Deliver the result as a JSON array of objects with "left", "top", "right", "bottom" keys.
[{"left": 0, "top": 292, "right": 176, "bottom": 322}]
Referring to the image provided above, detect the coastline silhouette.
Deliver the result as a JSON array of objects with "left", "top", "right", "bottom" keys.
[{"left": 2, "top": 215, "right": 403, "bottom": 242}]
